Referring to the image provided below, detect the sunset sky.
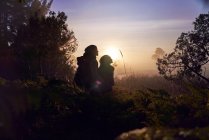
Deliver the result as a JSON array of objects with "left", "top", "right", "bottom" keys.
[{"left": 51, "top": 0, "right": 208, "bottom": 75}]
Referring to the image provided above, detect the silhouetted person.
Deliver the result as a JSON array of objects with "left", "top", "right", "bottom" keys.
[
  {"left": 98, "top": 55, "right": 114, "bottom": 93},
  {"left": 74, "top": 45, "right": 99, "bottom": 91}
]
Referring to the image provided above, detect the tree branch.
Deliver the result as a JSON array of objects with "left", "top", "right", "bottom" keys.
[{"left": 185, "top": 64, "right": 209, "bottom": 84}]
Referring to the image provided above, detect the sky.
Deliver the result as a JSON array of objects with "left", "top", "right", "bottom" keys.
[{"left": 51, "top": 0, "right": 208, "bottom": 76}]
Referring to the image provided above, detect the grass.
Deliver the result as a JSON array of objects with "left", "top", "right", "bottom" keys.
[
  {"left": 0, "top": 75, "right": 209, "bottom": 140},
  {"left": 115, "top": 74, "right": 188, "bottom": 94}
]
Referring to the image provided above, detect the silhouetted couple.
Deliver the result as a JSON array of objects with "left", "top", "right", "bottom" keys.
[{"left": 74, "top": 45, "right": 114, "bottom": 93}]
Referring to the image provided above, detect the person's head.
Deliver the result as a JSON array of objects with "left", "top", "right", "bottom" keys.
[
  {"left": 100, "top": 55, "right": 113, "bottom": 65},
  {"left": 84, "top": 45, "right": 98, "bottom": 57}
]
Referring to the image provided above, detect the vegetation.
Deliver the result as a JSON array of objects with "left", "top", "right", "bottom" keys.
[
  {"left": 0, "top": 0, "right": 77, "bottom": 80},
  {"left": 115, "top": 75, "right": 187, "bottom": 94},
  {"left": 0, "top": 77, "right": 209, "bottom": 140},
  {"left": 1, "top": 1, "right": 209, "bottom": 140},
  {"left": 14, "top": 11, "right": 77, "bottom": 80},
  {"left": 157, "top": 12, "right": 209, "bottom": 85},
  {"left": 0, "top": 0, "right": 52, "bottom": 48},
  {"left": 0, "top": 0, "right": 54, "bottom": 79},
  {"left": 152, "top": 48, "right": 165, "bottom": 60}
]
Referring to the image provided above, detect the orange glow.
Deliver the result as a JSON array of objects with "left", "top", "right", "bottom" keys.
[{"left": 103, "top": 47, "right": 121, "bottom": 61}]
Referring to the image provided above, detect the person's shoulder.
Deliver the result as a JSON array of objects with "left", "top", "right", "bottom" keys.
[
  {"left": 108, "top": 65, "right": 114, "bottom": 71},
  {"left": 77, "top": 56, "right": 85, "bottom": 65},
  {"left": 77, "top": 56, "right": 83, "bottom": 60},
  {"left": 110, "top": 65, "right": 114, "bottom": 69}
]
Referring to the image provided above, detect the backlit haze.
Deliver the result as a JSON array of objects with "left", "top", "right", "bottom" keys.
[{"left": 51, "top": 0, "right": 209, "bottom": 76}]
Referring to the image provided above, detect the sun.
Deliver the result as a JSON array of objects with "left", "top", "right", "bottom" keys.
[{"left": 103, "top": 47, "right": 121, "bottom": 61}]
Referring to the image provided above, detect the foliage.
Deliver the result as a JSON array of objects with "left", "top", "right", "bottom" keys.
[
  {"left": 14, "top": 11, "right": 77, "bottom": 81},
  {"left": 157, "top": 12, "right": 209, "bottom": 85},
  {"left": 0, "top": 0, "right": 26, "bottom": 47},
  {"left": 115, "top": 74, "right": 187, "bottom": 94},
  {"left": 0, "top": 0, "right": 52, "bottom": 48},
  {"left": 1, "top": 77, "right": 209, "bottom": 140},
  {"left": 29, "top": 0, "right": 53, "bottom": 18},
  {"left": 0, "top": 0, "right": 53, "bottom": 80},
  {"left": 152, "top": 47, "right": 165, "bottom": 60}
]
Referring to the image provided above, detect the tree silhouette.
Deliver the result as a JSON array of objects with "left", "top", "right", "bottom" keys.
[
  {"left": 0, "top": 0, "right": 52, "bottom": 48},
  {"left": 157, "top": 12, "right": 209, "bottom": 84},
  {"left": 152, "top": 48, "right": 165, "bottom": 60},
  {"left": 14, "top": 11, "right": 77, "bottom": 80},
  {"left": 0, "top": 0, "right": 53, "bottom": 79}
]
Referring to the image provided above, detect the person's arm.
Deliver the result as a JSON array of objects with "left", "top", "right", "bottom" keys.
[
  {"left": 110, "top": 66, "right": 115, "bottom": 85},
  {"left": 90, "top": 60, "right": 99, "bottom": 82}
]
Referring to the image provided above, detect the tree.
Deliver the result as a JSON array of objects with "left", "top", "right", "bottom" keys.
[
  {"left": 0, "top": 0, "right": 52, "bottom": 79},
  {"left": 0, "top": 0, "right": 26, "bottom": 47},
  {"left": 0, "top": 0, "right": 52, "bottom": 48},
  {"left": 157, "top": 12, "right": 209, "bottom": 84},
  {"left": 14, "top": 11, "right": 77, "bottom": 81},
  {"left": 29, "top": 0, "right": 53, "bottom": 18},
  {"left": 152, "top": 48, "right": 165, "bottom": 60}
]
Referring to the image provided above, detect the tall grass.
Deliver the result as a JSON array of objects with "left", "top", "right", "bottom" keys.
[
  {"left": 115, "top": 74, "right": 188, "bottom": 94},
  {"left": 1, "top": 76, "right": 209, "bottom": 140}
]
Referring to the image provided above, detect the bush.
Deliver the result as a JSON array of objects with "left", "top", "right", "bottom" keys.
[{"left": 1, "top": 77, "right": 209, "bottom": 140}]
